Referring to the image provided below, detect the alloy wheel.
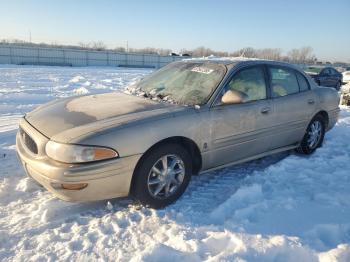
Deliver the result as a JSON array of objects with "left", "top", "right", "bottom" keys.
[
  {"left": 307, "top": 120, "right": 322, "bottom": 149},
  {"left": 147, "top": 154, "right": 185, "bottom": 199}
]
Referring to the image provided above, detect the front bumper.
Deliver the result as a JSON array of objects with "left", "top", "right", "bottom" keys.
[{"left": 16, "top": 118, "right": 141, "bottom": 202}]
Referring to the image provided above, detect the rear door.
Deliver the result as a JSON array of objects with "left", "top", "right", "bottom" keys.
[
  {"left": 320, "top": 68, "right": 332, "bottom": 86},
  {"left": 268, "top": 66, "right": 317, "bottom": 150},
  {"left": 329, "top": 68, "right": 340, "bottom": 88},
  {"left": 207, "top": 65, "right": 274, "bottom": 168}
]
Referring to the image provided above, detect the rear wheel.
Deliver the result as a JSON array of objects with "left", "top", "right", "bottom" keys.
[
  {"left": 131, "top": 143, "right": 192, "bottom": 209},
  {"left": 296, "top": 115, "right": 325, "bottom": 154}
]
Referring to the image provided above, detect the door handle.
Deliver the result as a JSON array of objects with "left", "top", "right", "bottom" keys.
[
  {"left": 308, "top": 99, "right": 315, "bottom": 104},
  {"left": 260, "top": 107, "right": 270, "bottom": 114}
]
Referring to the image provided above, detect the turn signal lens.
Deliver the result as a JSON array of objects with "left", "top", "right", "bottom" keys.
[
  {"left": 93, "top": 148, "right": 117, "bottom": 161},
  {"left": 61, "top": 183, "right": 88, "bottom": 190}
]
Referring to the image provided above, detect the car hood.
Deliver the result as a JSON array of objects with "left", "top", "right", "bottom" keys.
[{"left": 25, "top": 92, "right": 183, "bottom": 141}]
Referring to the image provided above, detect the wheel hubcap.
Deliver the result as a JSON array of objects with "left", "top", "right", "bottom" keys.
[
  {"left": 147, "top": 154, "right": 185, "bottom": 199},
  {"left": 307, "top": 120, "right": 322, "bottom": 149}
]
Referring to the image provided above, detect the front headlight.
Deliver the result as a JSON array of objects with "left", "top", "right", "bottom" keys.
[{"left": 45, "top": 141, "right": 118, "bottom": 163}]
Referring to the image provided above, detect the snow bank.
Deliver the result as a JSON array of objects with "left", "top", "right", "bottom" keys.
[{"left": 0, "top": 65, "right": 349, "bottom": 261}]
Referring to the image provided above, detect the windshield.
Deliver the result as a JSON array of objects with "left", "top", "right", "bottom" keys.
[{"left": 126, "top": 62, "right": 226, "bottom": 105}]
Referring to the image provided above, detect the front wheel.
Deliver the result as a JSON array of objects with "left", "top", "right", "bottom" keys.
[
  {"left": 296, "top": 115, "right": 325, "bottom": 154},
  {"left": 131, "top": 143, "right": 192, "bottom": 209}
]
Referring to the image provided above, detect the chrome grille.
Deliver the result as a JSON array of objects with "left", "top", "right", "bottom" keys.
[{"left": 19, "top": 126, "right": 38, "bottom": 154}]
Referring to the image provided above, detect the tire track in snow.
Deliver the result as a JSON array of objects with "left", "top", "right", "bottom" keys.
[{"left": 170, "top": 152, "right": 288, "bottom": 220}]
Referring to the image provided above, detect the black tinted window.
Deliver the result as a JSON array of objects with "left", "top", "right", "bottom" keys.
[
  {"left": 322, "top": 68, "right": 331, "bottom": 75},
  {"left": 269, "top": 67, "right": 299, "bottom": 97},
  {"left": 226, "top": 67, "right": 267, "bottom": 102},
  {"left": 330, "top": 68, "right": 338, "bottom": 75},
  {"left": 296, "top": 72, "right": 309, "bottom": 92}
]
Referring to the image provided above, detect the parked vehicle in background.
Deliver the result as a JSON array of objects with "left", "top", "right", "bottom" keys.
[
  {"left": 304, "top": 66, "right": 343, "bottom": 90},
  {"left": 16, "top": 59, "right": 340, "bottom": 208},
  {"left": 341, "top": 82, "right": 350, "bottom": 105},
  {"left": 342, "top": 67, "right": 350, "bottom": 84}
]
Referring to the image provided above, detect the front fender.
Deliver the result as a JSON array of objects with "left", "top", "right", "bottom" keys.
[{"left": 69, "top": 109, "right": 208, "bottom": 158}]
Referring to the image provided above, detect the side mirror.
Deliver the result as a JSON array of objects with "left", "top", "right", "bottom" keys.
[{"left": 221, "top": 90, "right": 246, "bottom": 104}]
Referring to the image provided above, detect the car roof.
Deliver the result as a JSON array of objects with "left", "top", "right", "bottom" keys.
[
  {"left": 182, "top": 57, "right": 292, "bottom": 66},
  {"left": 181, "top": 57, "right": 301, "bottom": 70},
  {"left": 182, "top": 57, "right": 255, "bottom": 65}
]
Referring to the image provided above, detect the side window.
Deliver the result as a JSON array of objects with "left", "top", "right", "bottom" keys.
[
  {"left": 269, "top": 67, "right": 299, "bottom": 97},
  {"left": 322, "top": 68, "right": 330, "bottom": 75},
  {"left": 296, "top": 72, "right": 310, "bottom": 92},
  {"left": 225, "top": 67, "right": 267, "bottom": 103},
  {"left": 330, "top": 68, "right": 338, "bottom": 75}
]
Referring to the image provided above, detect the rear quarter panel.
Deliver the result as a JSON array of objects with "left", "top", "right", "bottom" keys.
[{"left": 314, "top": 86, "right": 340, "bottom": 130}]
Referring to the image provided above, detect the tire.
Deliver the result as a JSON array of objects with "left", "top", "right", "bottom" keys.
[
  {"left": 131, "top": 143, "right": 192, "bottom": 209},
  {"left": 296, "top": 115, "right": 326, "bottom": 154}
]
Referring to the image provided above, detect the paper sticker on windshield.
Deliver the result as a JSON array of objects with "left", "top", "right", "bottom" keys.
[{"left": 191, "top": 67, "right": 214, "bottom": 74}]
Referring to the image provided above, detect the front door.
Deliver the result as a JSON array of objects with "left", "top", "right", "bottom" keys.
[{"left": 207, "top": 65, "right": 274, "bottom": 168}]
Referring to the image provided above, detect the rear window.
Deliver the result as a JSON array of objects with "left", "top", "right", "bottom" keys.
[
  {"left": 269, "top": 67, "right": 299, "bottom": 97},
  {"left": 322, "top": 68, "right": 331, "bottom": 75},
  {"left": 330, "top": 68, "right": 338, "bottom": 75}
]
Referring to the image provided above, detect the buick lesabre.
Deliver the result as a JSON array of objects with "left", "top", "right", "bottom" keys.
[{"left": 16, "top": 59, "right": 340, "bottom": 208}]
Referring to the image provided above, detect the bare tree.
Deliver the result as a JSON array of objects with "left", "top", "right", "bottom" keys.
[
  {"left": 114, "top": 47, "right": 126, "bottom": 53},
  {"left": 90, "top": 41, "right": 107, "bottom": 51},
  {"left": 257, "top": 48, "right": 282, "bottom": 60},
  {"left": 78, "top": 42, "right": 91, "bottom": 49},
  {"left": 240, "top": 47, "right": 257, "bottom": 57},
  {"left": 191, "top": 46, "right": 212, "bottom": 57},
  {"left": 288, "top": 47, "right": 314, "bottom": 63},
  {"left": 299, "top": 46, "right": 313, "bottom": 63},
  {"left": 288, "top": 48, "right": 300, "bottom": 62}
]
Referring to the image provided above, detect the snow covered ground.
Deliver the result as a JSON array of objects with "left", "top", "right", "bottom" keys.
[{"left": 0, "top": 65, "right": 349, "bottom": 261}]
